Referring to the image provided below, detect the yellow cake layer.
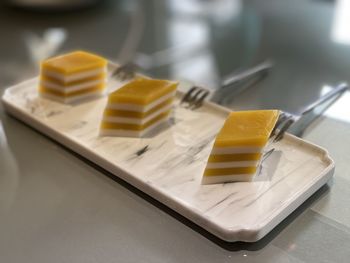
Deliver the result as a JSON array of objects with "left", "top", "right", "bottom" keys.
[
  {"left": 101, "top": 111, "right": 170, "bottom": 131},
  {"left": 39, "top": 84, "right": 105, "bottom": 98},
  {"left": 204, "top": 167, "right": 257, "bottom": 176},
  {"left": 41, "top": 72, "right": 106, "bottom": 86},
  {"left": 108, "top": 78, "right": 178, "bottom": 105},
  {"left": 41, "top": 51, "right": 107, "bottom": 75},
  {"left": 104, "top": 98, "right": 174, "bottom": 118},
  {"left": 208, "top": 153, "right": 262, "bottom": 163},
  {"left": 214, "top": 110, "right": 280, "bottom": 147}
]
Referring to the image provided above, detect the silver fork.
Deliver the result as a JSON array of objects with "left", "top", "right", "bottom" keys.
[
  {"left": 180, "top": 60, "right": 273, "bottom": 110},
  {"left": 111, "top": 43, "right": 209, "bottom": 81},
  {"left": 181, "top": 82, "right": 348, "bottom": 141},
  {"left": 180, "top": 85, "right": 211, "bottom": 110},
  {"left": 111, "top": 62, "right": 139, "bottom": 81},
  {"left": 271, "top": 82, "right": 348, "bottom": 141}
]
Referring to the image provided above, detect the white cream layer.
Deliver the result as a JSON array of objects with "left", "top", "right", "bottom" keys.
[
  {"left": 100, "top": 118, "right": 169, "bottom": 137},
  {"left": 205, "top": 160, "right": 259, "bottom": 169},
  {"left": 211, "top": 146, "right": 263, "bottom": 154},
  {"left": 106, "top": 91, "right": 176, "bottom": 112},
  {"left": 42, "top": 67, "right": 106, "bottom": 83},
  {"left": 102, "top": 104, "right": 172, "bottom": 125},
  {"left": 201, "top": 173, "right": 255, "bottom": 184},
  {"left": 40, "top": 79, "right": 106, "bottom": 93},
  {"left": 40, "top": 90, "right": 104, "bottom": 104}
]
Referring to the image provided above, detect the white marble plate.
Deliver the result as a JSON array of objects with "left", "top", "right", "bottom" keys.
[{"left": 1, "top": 70, "right": 334, "bottom": 242}]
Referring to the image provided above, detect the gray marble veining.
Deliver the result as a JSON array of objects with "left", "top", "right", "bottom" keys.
[{"left": 1, "top": 75, "right": 334, "bottom": 242}]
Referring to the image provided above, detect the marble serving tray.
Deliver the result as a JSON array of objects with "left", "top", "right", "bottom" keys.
[{"left": 1, "top": 68, "right": 334, "bottom": 242}]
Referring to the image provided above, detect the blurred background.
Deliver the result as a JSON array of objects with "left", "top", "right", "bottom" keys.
[
  {"left": 2, "top": 0, "right": 350, "bottom": 115},
  {"left": 2, "top": 1, "right": 350, "bottom": 262}
]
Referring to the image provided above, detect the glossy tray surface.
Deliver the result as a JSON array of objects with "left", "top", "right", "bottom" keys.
[{"left": 2, "top": 69, "right": 334, "bottom": 242}]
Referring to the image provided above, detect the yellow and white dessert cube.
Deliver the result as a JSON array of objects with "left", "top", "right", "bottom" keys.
[
  {"left": 39, "top": 51, "right": 107, "bottom": 103},
  {"left": 100, "top": 78, "right": 178, "bottom": 137},
  {"left": 202, "top": 110, "right": 280, "bottom": 184}
]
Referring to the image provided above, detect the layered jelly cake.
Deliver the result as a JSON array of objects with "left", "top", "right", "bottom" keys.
[
  {"left": 202, "top": 110, "right": 280, "bottom": 184},
  {"left": 100, "top": 78, "right": 178, "bottom": 137},
  {"left": 39, "top": 51, "right": 107, "bottom": 103}
]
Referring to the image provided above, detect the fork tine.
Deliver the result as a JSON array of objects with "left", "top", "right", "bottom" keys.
[
  {"left": 270, "top": 112, "right": 288, "bottom": 137},
  {"left": 180, "top": 86, "right": 199, "bottom": 104},
  {"left": 187, "top": 88, "right": 205, "bottom": 106},
  {"left": 112, "top": 66, "right": 124, "bottom": 77},
  {"left": 262, "top": 148, "right": 275, "bottom": 161},
  {"left": 190, "top": 90, "right": 210, "bottom": 110},
  {"left": 112, "top": 63, "right": 137, "bottom": 80},
  {"left": 273, "top": 117, "right": 295, "bottom": 142},
  {"left": 181, "top": 86, "right": 210, "bottom": 109}
]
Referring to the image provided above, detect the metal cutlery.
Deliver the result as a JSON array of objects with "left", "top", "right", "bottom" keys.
[
  {"left": 181, "top": 81, "right": 348, "bottom": 141},
  {"left": 272, "top": 82, "right": 348, "bottom": 141},
  {"left": 180, "top": 60, "right": 273, "bottom": 110}
]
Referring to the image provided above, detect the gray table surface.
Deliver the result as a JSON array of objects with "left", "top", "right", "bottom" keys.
[{"left": 1, "top": 0, "right": 350, "bottom": 262}]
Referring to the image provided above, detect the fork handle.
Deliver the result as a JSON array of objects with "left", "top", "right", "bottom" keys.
[
  {"left": 301, "top": 83, "right": 348, "bottom": 115},
  {"left": 221, "top": 60, "right": 273, "bottom": 88}
]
